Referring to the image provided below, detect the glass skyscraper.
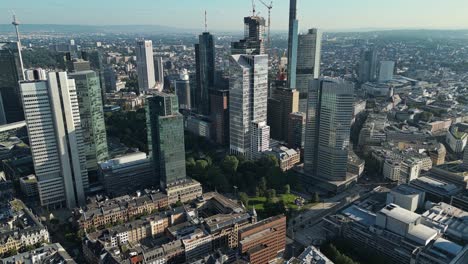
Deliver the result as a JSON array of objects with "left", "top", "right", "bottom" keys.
[
  {"left": 69, "top": 70, "right": 109, "bottom": 172},
  {"left": 195, "top": 32, "right": 215, "bottom": 115},
  {"left": 287, "top": 0, "right": 299, "bottom": 89},
  {"left": 146, "top": 92, "right": 186, "bottom": 189},
  {"left": 304, "top": 78, "right": 354, "bottom": 181},
  {"left": 231, "top": 16, "right": 266, "bottom": 55},
  {"left": 0, "top": 42, "right": 25, "bottom": 124}
]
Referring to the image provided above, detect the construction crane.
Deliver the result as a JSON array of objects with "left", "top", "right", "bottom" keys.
[{"left": 258, "top": 0, "right": 273, "bottom": 53}]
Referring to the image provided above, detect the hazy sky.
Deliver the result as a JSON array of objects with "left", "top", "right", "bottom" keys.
[{"left": 1, "top": 0, "right": 468, "bottom": 31}]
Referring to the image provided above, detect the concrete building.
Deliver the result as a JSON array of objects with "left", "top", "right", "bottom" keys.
[
  {"left": 19, "top": 174, "right": 38, "bottom": 198},
  {"left": 186, "top": 116, "right": 211, "bottom": 139},
  {"left": 147, "top": 92, "right": 186, "bottom": 189},
  {"left": 69, "top": 70, "right": 109, "bottom": 172},
  {"left": 98, "top": 152, "right": 156, "bottom": 196},
  {"left": 287, "top": 246, "right": 334, "bottom": 264},
  {"left": 386, "top": 184, "right": 425, "bottom": 212},
  {"left": 251, "top": 121, "right": 271, "bottom": 160},
  {"left": 20, "top": 72, "right": 88, "bottom": 209},
  {"left": 0, "top": 243, "right": 75, "bottom": 264},
  {"left": 422, "top": 202, "right": 468, "bottom": 244},
  {"left": 136, "top": 40, "right": 156, "bottom": 92},
  {"left": 165, "top": 178, "right": 203, "bottom": 205},
  {"left": 229, "top": 54, "right": 269, "bottom": 160},
  {"left": 195, "top": 32, "right": 215, "bottom": 115},
  {"left": 304, "top": 78, "right": 354, "bottom": 182},
  {"left": 296, "top": 28, "right": 322, "bottom": 112}
]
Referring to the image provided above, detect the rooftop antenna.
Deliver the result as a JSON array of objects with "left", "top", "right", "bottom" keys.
[
  {"left": 204, "top": 10, "right": 207, "bottom": 32},
  {"left": 251, "top": 0, "right": 256, "bottom": 16},
  {"left": 11, "top": 11, "right": 24, "bottom": 80}
]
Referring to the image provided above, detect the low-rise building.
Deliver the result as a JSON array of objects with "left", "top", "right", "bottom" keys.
[
  {"left": 386, "top": 184, "right": 425, "bottom": 212},
  {"left": 19, "top": 175, "right": 38, "bottom": 198},
  {"left": 446, "top": 126, "right": 468, "bottom": 153},
  {"left": 287, "top": 246, "right": 334, "bottom": 264},
  {"left": 166, "top": 179, "right": 203, "bottom": 205},
  {"left": 265, "top": 146, "right": 300, "bottom": 171},
  {"left": 0, "top": 243, "right": 75, "bottom": 264}
]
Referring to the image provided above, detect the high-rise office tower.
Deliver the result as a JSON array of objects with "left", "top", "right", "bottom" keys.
[
  {"left": 210, "top": 89, "right": 229, "bottom": 146},
  {"left": 229, "top": 54, "right": 269, "bottom": 159},
  {"left": 146, "top": 92, "right": 186, "bottom": 189},
  {"left": 378, "top": 61, "right": 395, "bottom": 82},
  {"left": 69, "top": 71, "right": 109, "bottom": 172},
  {"left": 251, "top": 121, "right": 271, "bottom": 159},
  {"left": 359, "top": 48, "right": 378, "bottom": 83},
  {"left": 297, "top": 28, "right": 322, "bottom": 112},
  {"left": 287, "top": 0, "right": 299, "bottom": 89},
  {"left": 0, "top": 42, "right": 25, "bottom": 124},
  {"left": 195, "top": 32, "right": 215, "bottom": 115},
  {"left": 136, "top": 40, "right": 156, "bottom": 93},
  {"left": 288, "top": 112, "right": 306, "bottom": 149},
  {"left": 231, "top": 16, "right": 266, "bottom": 55},
  {"left": 20, "top": 72, "right": 88, "bottom": 209},
  {"left": 175, "top": 71, "right": 191, "bottom": 110},
  {"left": 267, "top": 88, "right": 299, "bottom": 141},
  {"left": 154, "top": 56, "right": 164, "bottom": 84},
  {"left": 304, "top": 78, "right": 354, "bottom": 181}
]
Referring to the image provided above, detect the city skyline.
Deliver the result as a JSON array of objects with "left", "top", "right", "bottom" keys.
[{"left": 1, "top": 0, "right": 468, "bottom": 31}]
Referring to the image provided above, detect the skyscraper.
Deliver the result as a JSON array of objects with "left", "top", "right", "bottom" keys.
[
  {"left": 175, "top": 71, "right": 191, "bottom": 110},
  {"left": 210, "top": 88, "right": 229, "bottom": 146},
  {"left": 297, "top": 28, "right": 322, "bottom": 112},
  {"left": 0, "top": 42, "right": 25, "bottom": 124},
  {"left": 359, "top": 48, "right": 378, "bottom": 83},
  {"left": 136, "top": 40, "right": 156, "bottom": 93},
  {"left": 195, "top": 32, "right": 215, "bottom": 115},
  {"left": 69, "top": 70, "right": 109, "bottom": 172},
  {"left": 287, "top": 0, "right": 299, "bottom": 89},
  {"left": 231, "top": 16, "right": 266, "bottom": 55},
  {"left": 267, "top": 88, "right": 299, "bottom": 141},
  {"left": 146, "top": 92, "right": 186, "bottom": 189},
  {"left": 154, "top": 56, "right": 164, "bottom": 84},
  {"left": 20, "top": 72, "right": 88, "bottom": 209},
  {"left": 288, "top": 112, "right": 306, "bottom": 149},
  {"left": 304, "top": 78, "right": 354, "bottom": 182},
  {"left": 378, "top": 61, "right": 395, "bottom": 82},
  {"left": 229, "top": 54, "right": 269, "bottom": 159}
]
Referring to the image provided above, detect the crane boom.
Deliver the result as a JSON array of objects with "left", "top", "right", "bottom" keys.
[{"left": 257, "top": 0, "right": 273, "bottom": 54}]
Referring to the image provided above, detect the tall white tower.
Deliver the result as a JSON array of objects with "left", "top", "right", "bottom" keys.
[
  {"left": 229, "top": 54, "right": 270, "bottom": 160},
  {"left": 20, "top": 72, "right": 88, "bottom": 209},
  {"left": 136, "top": 40, "right": 156, "bottom": 93}
]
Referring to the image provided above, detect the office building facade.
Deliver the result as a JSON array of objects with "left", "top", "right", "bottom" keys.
[
  {"left": 20, "top": 72, "right": 88, "bottom": 208},
  {"left": 288, "top": 112, "right": 306, "bottom": 149},
  {"left": 229, "top": 54, "right": 269, "bottom": 159},
  {"left": 359, "top": 48, "right": 378, "bottom": 83},
  {"left": 0, "top": 42, "right": 25, "bottom": 124},
  {"left": 210, "top": 89, "right": 229, "bottom": 145},
  {"left": 287, "top": 0, "right": 299, "bottom": 89},
  {"left": 147, "top": 92, "right": 186, "bottom": 189},
  {"left": 136, "top": 40, "right": 156, "bottom": 92},
  {"left": 304, "top": 78, "right": 354, "bottom": 181},
  {"left": 267, "top": 88, "right": 299, "bottom": 141},
  {"left": 195, "top": 32, "right": 215, "bottom": 115},
  {"left": 69, "top": 70, "right": 108, "bottom": 172},
  {"left": 297, "top": 29, "right": 322, "bottom": 112}
]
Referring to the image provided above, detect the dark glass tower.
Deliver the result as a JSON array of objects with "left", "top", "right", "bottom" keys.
[
  {"left": 304, "top": 78, "right": 354, "bottom": 181},
  {"left": 0, "top": 42, "right": 24, "bottom": 124},
  {"left": 146, "top": 92, "right": 187, "bottom": 189},
  {"left": 231, "top": 16, "right": 266, "bottom": 55},
  {"left": 287, "top": 0, "right": 299, "bottom": 89},
  {"left": 359, "top": 48, "right": 378, "bottom": 83},
  {"left": 195, "top": 32, "right": 215, "bottom": 115}
]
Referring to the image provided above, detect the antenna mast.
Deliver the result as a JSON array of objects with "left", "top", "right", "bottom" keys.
[
  {"left": 11, "top": 12, "right": 24, "bottom": 80},
  {"left": 204, "top": 10, "right": 207, "bottom": 32}
]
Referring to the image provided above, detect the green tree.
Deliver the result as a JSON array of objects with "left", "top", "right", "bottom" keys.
[
  {"left": 175, "top": 200, "right": 183, "bottom": 207},
  {"left": 266, "top": 189, "right": 277, "bottom": 200},
  {"left": 283, "top": 184, "right": 291, "bottom": 194},
  {"left": 258, "top": 177, "right": 267, "bottom": 196},
  {"left": 239, "top": 192, "right": 249, "bottom": 207},
  {"left": 222, "top": 155, "right": 239, "bottom": 175}
]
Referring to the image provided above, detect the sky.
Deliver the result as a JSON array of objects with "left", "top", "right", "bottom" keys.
[{"left": 1, "top": 0, "right": 468, "bottom": 31}]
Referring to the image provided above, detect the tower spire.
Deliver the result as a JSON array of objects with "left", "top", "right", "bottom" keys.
[
  {"left": 11, "top": 11, "right": 25, "bottom": 80},
  {"left": 204, "top": 10, "right": 207, "bottom": 32}
]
